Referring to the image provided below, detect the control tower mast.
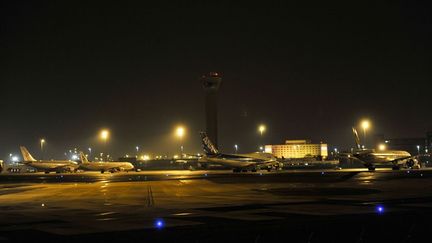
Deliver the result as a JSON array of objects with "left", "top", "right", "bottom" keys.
[{"left": 201, "top": 72, "right": 222, "bottom": 148}]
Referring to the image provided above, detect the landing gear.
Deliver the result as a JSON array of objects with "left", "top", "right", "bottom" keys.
[
  {"left": 412, "top": 164, "right": 421, "bottom": 169},
  {"left": 251, "top": 169, "right": 257, "bottom": 172},
  {"left": 44, "top": 171, "right": 50, "bottom": 174},
  {"left": 368, "top": 166, "right": 376, "bottom": 171},
  {"left": 56, "top": 171, "right": 61, "bottom": 174},
  {"left": 100, "top": 170, "right": 105, "bottom": 174},
  {"left": 406, "top": 159, "right": 415, "bottom": 168},
  {"left": 233, "top": 168, "right": 241, "bottom": 173},
  {"left": 241, "top": 169, "right": 248, "bottom": 173}
]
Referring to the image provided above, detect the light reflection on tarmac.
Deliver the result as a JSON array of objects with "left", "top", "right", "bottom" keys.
[{"left": 1, "top": 168, "right": 432, "bottom": 240}]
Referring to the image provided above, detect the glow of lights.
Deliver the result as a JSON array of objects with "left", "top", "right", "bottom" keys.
[
  {"left": 376, "top": 205, "right": 384, "bottom": 214},
  {"left": 71, "top": 155, "right": 78, "bottom": 160},
  {"left": 175, "top": 126, "right": 185, "bottom": 138},
  {"left": 100, "top": 129, "right": 110, "bottom": 141},
  {"left": 155, "top": 219, "right": 164, "bottom": 229},
  {"left": 258, "top": 124, "right": 266, "bottom": 135},
  {"left": 361, "top": 120, "right": 370, "bottom": 130},
  {"left": 173, "top": 155, "right": 179, "bottom": 159},
  {"left": 141, "top": 155, "right": 150, "bottom": 160},
  {"left": 378, "top": 144, "right": 386, "bottom": 151},
  {"left": 11, "top": 156, "right": 19, "bottom": 162}
]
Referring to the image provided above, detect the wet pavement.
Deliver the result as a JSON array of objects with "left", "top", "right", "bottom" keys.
[{"left": 1, "top": 168, "right": 432, "bottom": 242}]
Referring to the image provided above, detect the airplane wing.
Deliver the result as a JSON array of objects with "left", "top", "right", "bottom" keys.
[{"left": 242, "top": 160, "right": 281, "bottom": 171}]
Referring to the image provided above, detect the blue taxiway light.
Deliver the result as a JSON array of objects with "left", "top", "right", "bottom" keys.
[
  {"left": 376, "top": 206, "right": 384, "bottom": 214},
  {"left": 155, "top": 219, "right": 164, "bottom": 229}
]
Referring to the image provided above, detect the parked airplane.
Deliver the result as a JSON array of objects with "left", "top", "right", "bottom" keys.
[
  {"left": 350, "top": 127, "right": 420, "bottom": 171},
  {"left": 79, "top": 152, "right": 134, "bottom": 173},
  {"left": 198, "top": 132, "right": 282, "bottom": 172},
  {"left": 20, "top": 146, "right": 79, "bottom": 173}
]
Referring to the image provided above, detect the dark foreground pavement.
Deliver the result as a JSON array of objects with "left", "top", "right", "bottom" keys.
[{"left": 1, "top": 169, "right": 432, "bottom": 242}]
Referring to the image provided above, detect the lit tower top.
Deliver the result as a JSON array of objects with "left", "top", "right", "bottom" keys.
[{"left": 201, "top": 72, "right": 222, "bottom": 148}]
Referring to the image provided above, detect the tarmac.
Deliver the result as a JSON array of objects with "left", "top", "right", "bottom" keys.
[{"left": 1, "top": 168, "right": 432, "bottom": 242}]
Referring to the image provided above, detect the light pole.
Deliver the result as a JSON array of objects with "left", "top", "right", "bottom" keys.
[
  {"left": 136, "top": 146, "right": 139, "bottom": 157},
  {"left": 99, "top": 129, "right": 110, "bottom": 160},
  {"left": 258, "top": 124, "right": 266, "bottom": 152},
  {"left": 258, "top": 124, "right": 266, "bottom": 136},
  {"left": 175, "top": 126, "right": 185, "bottom": 158},
  {"left": 40, "top": 138, "right": 45, "bottom": 159},
  {"left": 417, "top": 145, "right": 420, "bottom": 155},
  {"left": 234, "top": 144, "right": 238, "bottom": 154},
  {"left": 361, "top": 120, "right": 370, "bottom": 148}
]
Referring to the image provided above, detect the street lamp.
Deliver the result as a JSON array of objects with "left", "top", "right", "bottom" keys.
[
  {"left": 258, "top": 124, "right": 266, "bottom": 152},
  {"left": 99, "top": 129, "right": 110, "bottom": 160},
  {"left": 258, "top": 124, "right": 266, "bottom": 136},
  {"left": 361, "top": 120, "right": 370, "bottom": 148},
  {"left": 417, "top": 145, "right": 420, "bottom": 155},
  {"left": 40, "top": 138, "right": 45, "bottom": 159},
  {"left": 234, "top": 144, "right": 238, "bottom": 153},
  {"left": 100, "top": 129, "right": 109, "bottom": 142},
  {"left": 175, "top": 126, "right": 185, "bottom": 158},
  {"left": 378, "top": 144, "right": 386, "bottom": 151}
]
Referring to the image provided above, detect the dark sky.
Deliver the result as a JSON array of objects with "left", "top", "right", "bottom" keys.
[{"left": 1, "top": 1, "right": 431, "bottom": 159}]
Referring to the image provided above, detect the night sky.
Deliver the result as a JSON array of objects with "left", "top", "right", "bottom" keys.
[{"left": 1, "top": 2, "right": 431, "bottom": 159}]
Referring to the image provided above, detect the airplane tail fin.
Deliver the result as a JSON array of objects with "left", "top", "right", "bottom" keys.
[
  {"left": 20, "top": 146, "right": 37, "bottom": 162},
  {"left": 352, "top": 127, "right": 362, "bottom": 150},
  {"left": 79, "top": 152, "right": 88, "bottom": 164},
  {"left": 200, "top": 132, "right": 219, "bottom": 155}
]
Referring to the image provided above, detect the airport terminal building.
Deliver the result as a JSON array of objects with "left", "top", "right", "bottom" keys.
[{"left": 265, "top": 140, "right": 328, "bottom": 159}]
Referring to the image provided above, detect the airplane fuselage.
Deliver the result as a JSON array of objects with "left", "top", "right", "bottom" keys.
[
  {"left": 79, "top": 162, "right": 134, "bottom": 172},
  {"left": 198, "top": 152, "right": 278, "bottom": 169},
  {"left": 353, "top": 150, "right": 412, "bottom": 165},
  {"left": 25, "top": 160, "right": 79, "bottom": 172},
  {"left": 349, "top": 128, "right": 418, "bottom": 170}
]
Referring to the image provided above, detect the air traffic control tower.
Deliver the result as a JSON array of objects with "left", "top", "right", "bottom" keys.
[{"left": 201, "top": 72, "right": 222, "bottom": 148}]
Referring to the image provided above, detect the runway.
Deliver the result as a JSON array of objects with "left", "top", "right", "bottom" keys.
[{"left": 1, "top": 168, "right": 432, "bottom": 242}]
